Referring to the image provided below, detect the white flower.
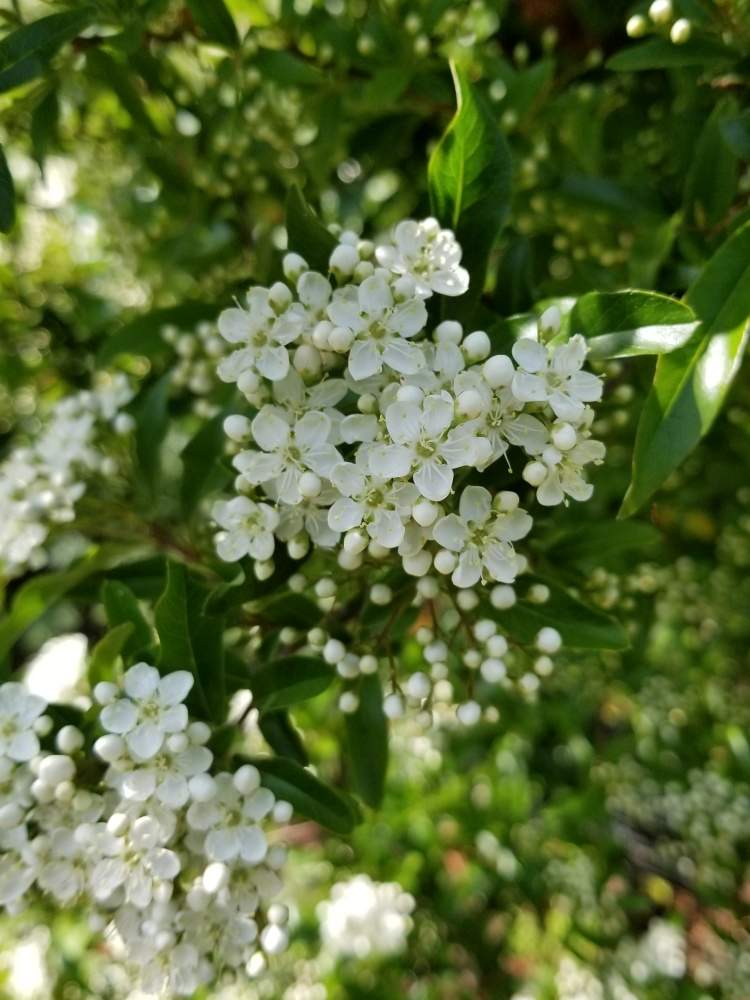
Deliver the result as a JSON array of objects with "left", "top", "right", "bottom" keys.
[
  {"left": 233, "top": 407, "right": 341, "bottom": 505},
  {"left": 533, "top": 437, "right": 606, "bottom": 506},
  {"left": 511, "top": 335, "right": 603, "bottom": 422},
  {"left": 212, "top": 497, "right": 279, "bottom": 562},
  {"left": 453, "top": 369, "right": 547, "bottom": 464},
  {"left": 327, "top": 273, "right": 427, "bottom": 380},
  {"left": 370, "top": 392, "right": 485, "bottom": 501},
  {"left": 186, "top": 773, "right": 271, "bottom": 864},
  {"left": 318, "top": 875, "right": 415, "bottom": 958},
  {"left": 118, "top": 742, "right": 214, "bottom": 809},
  {"left": 272, "top": 484, "right": 342, "bottom": 548},
  {"left": 433, "top": 486, "right": 532, "bottom": 587},
  {"left": 375, "top": 218, "right": 470, "bottom": 298},
  {"left": 99, "top": 664, "right": 194, "bottom": 761},
  {"left": 0, "top": 684, "right": 47, "bottom": 762},
  {"left": 327, "top": 462, "right": 418, "bottom": 548},
  {"left": 217, "top": 287, "right": 307, "bottom": 383}
]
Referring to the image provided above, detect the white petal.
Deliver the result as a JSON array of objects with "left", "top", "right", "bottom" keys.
[
  {"left": 149, "top": 847, "right": 181, "bottom": 880},
  {"left": 384, "top": 401, "right": 421, "bottom": 445},
  {"left": 158, "top": 671, "right": 193, "bottom": 706},
  {"left": 414, "top": 460, "right": 453, "bottom": 501},
  {"left": 7, "top": 731, "right": 39, "bottom": 762},
  {"left": 256, "top": 345, "right": 290, "bottom": 381},
  {"left": 348, "top": 340, "right": 382, "bottom": 381},
  {"left": 252, "top": 407, "right": 290, "bottom": 452},
  {"left": 331, "top": 462, "right": 366, "bottom": 497},
  {"left": 100, "top": 699, "right": 138, "bottom": 734},
  {"left": 567, "top": 370, "right": 603, "bottom": 402},
  {"left": 358, "top": 274, "right": 392, "bottom": 315},
  {"left": 326, "top": 287, "right": 362, "bottom": 329},
  {"left": 483, "top": 542, "right": 518, "bottom": 583},
  {"left": 452, "top": 548, "right": 482, "bottom": 588},
  {"left": 548, "top": 390, "right": 584, "bottom": 423},
  {"left": 511, "top": 371, "right": 548, "bottom": 403},
  {"left": 295, "top": 410, "right": 331, "bottom": 449},
  {"left": 433, "top": 514, "right": 468, "bottom": 552},
  {"left": 159, "top": 704, "right": 189, "bottom": 733},
  {"left": 218, "top": 308, "right": 251, "bottom": 344},
  {"left": 383, "top": 339, "right": 425, "bottom": 375},
  {"left": 233, "top": 450, "right": 283, "bottom": 484},
  {"left": 430, "top": 266, "right": 469, "bottom": 296},
  {"left": 536, "top": 469, "right": 565, "bottom": 506},
  {"left": 552, "top": 334, "right": 587, "bottom": 374},
  {"left": 126, "top": 723, "right": 163, "bottom": 760},
  {"left": 387, "top": 298, "right": 427, "bottom": 337},
  {"left": 122, "top": 769, "right": 157, "bottom": 801},
  {"left": 305, "top": 444, "right": 341, "bottom": 478},
  {"left": 237, "top": 826, "right": 267, "bottom": 864},
  {"left": 247, "top": 530, "right": 275, "bottom": 562},
  {"left": 156, "top": 775, "right": 190, "bottom": 809},
  {"left": 297, "top": 271, "right": 332, "bottom": 309},
  {"left": 340, "top": 414, "right": 379, "bottom": 443},
  {"left": 421, "top": 394, "right": 453, "bottom": 438},
  {"left": 512, "top": 338, "right": 548, "bottom": 372},
  {"left": 124, "top": 663, "right": 160, "bottom": 700},
  {"left": 368, "top": 443, "right": 413, "bottom": 479},
  {"left": 328, "top": 498, "right": 365, "bottom": 532},
  {"left": 368, "top": 509, "right": 405, "bottom": 548},
  {"left": 458, "top": 485, "right": 492, "bottom": 525},
  {"left": 205, "top": 828, "right": 239, "bottom": 862}
]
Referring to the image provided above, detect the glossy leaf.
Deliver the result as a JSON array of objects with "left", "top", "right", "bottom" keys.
[
  {"left": 0, "top": 8, "right": 93, "bottom": 71},
  {"left": 683, "top": 100, "right": 738, "bottom": 230},
  {"left": 251, "top": 656, "right": 333, "bottom": 712},
  {"left": 101, "top": 580, "right": 153, "bottom": 660},
  {"left": 186, "top": 0, "right": 239, "bottom": 48},
  {"left": 154, "top": 562, "right": 226, "bottom": 723},
  {"left": 428, "top": 62, "right": 512, "bottom": 315},
  {"left": 285, "top": 186, "right": 336, "bottom": 273},
  {"left": 570, "top": 290, "right": 699, "bottom": 360},
  {"left": 0, "top": 143, "right": 14, "bottom": 232},
  {"left": 30, "top": 86, "right": 59, "bottom": 170},
  {"left": 487, "top": 576, "right": 629, "bottom": 650},
  {"left": 620, "top": 223, "right": 750, "bottom": 517},
  {"left": 133, "top": 374, "right": 171, "bottom": 497},
  {"left": 252, "top": 756, "right": 359, "bottom": 834},
  {"left": 88, "top": 623, "right": 134, "bottom": 687},
  {"left": 720, "top": 111, "right": 750, "bottom": 159},
  {"left": 606, "top": 37, "right": 735, "bottom": 71},
  {"left": 345, "top": 674, "right": 388, "bottom": 808},
  {"left": 180, "top": 412, "right": 234, "bottom": 517},
  {"left": 258, "top": 712, "right": 308, "bottom": 765}
]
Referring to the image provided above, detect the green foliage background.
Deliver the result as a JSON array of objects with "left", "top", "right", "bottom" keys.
[{"left": 1, "top": 0, "right": 750, "bottom": 997}]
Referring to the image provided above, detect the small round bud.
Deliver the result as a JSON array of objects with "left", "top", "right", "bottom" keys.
[
  {"left": 329, "top": 243, "right": 359, "bottom": 276},
  {"left": 94, "top": 734, "right": 124, "bottom": 762},
  {"left": 369, "top": 583, "right": 393, "bottom": 606},
  {"left": 288, "top": 573, "right": 306, "bottom": 593},
  {"left": 536, "top": 626, "right": 562, "bottom": 654},
  {"left": 315, "top": 578, "right": 336, "bottom": 599},
  {"left": 456, "top": 589, "right": 479, "bottom": 611},
  {"left": 33, "top": 715, "right": 53, "bottom": 737},
  {"left": 538, "top": 304, "right": 561, "bottom": 339},
  {"left": 224, "top": 415, "right": 252, "bottom": 442},
  {"left": 626, "top": 13, "right": 648, "bottom": 37},
  {"left": 93, "top": 681, "right": 118, "bottom": 705},
  {"left": 288, "top": 535, "right": 310, "bottom": 560},
  {"left": 359, "top": 654, "right": 378, "bottom": 675},
  {"left": 457, "top": 701, "right": 481, "bottom": 725},
  {"left": 457, "top": 389, "right": 484, "bottom": 419},
  {"left": 233, "top": 764, "right": 261, "bottom": 795},
  {"left": 38, "top": 755, "right": 75, "bottom": 786},
  {"left": 299, "top": 472, "right": 322, "bottom": 498},
  {"left": 481, "top": 658, "right": 507, "bottom": 683},
  {"left": 113, "top": 412, "right": 135, "bottom": 434},
  {"left": 417, "top": 576, "right": 439, "bottom": 599},
  {"left": 406, "top": 672, "right": 431, "bottom": 700},
  {"left": 396, "top": 384, "right": 424, "bottom": 404},
  {"left": 107, "top": 812, "right": 129, "bottom": 837},
  {"left": 670, "top": 17, "right": 691, "bottom": 43},
  {"left": 486, "top": 634, "right": 509, "bottom": 657},
  {"left": 282, "top": 252, "right": 308, "bottom": 283},
  {"left": 56, "top": 726, "right": 84, "bottom": 754},
  {"left": 463, "top": 330, "right": 491, "bottom": 362},
  {"left": 312, "top": 320, "right": 332, "bottom": 350},
  {"left": 463, "top": 649, "right": 482, "bottom": 670},
  {"left": 357, "top": 393, "right": 377, "bottom": 414},
  {"left": 383, "top": 693, "right": 404, "bottom": 719},
  {"left": 31, "top": 779, "right": 54, "bottom": 803},
  {"left": 551, "top": 423, "right": 577, "bottom": 451},
  {"left": 254, "top": 559, "right": 275, "bottom": 581},
  {"left": 368, "top": 540, "right": 390, "bottom": 560},
  {"left": 344, "top": 529, "right": 368, "bottom": 555},
  {"left": 434, "top": 549, "right": 457, "bottom": 575},
  {"left": 473, "top": 619, "right": 497, "bottom": 643},
  {"left": 434, "top": 320, "right": 463, "bottom": 344},
  {"left": 403, "top": 550, "right": 432, "bottom": 577},
  {"left": 528, "top": 583, "right": 550, "bottom": 604},
  {"left": 272, "top": 800, "right": 293, "bottom": 824},
  {"left": 648, "top": 0, "right": 672, "bottom": 23},
  {"left": 260, "top": 924, "right": 288, "bottom": 955},
  {"left": 338, "top": 691, "right": 360, "bottom": 714},
  {"left": 523, "top": 461, "right": 547, "bottom": 487},
  {"left": 491, "top": 585, "right": 516, "bottom": 610},
  {"left": 338, "top": 550, "right": 363, "bottom": 571},
  {"left": 0, "top": 803, "right": 24, "bottom": 828},
  {"left": 188, "top": 721, "right": 211, "bottom": 745},
  {"left": 412, "top": 500, "right": 440, "bottom": 527},
  {"left": 293, "top": 344, "right": 322, "bottom": 379},
  {"left": 482, "top": 355, "right": 514, "bottom": 388},
  {"left": 328, "top": 326, "right": 355, "bottom": 352},
  {"left": 323, "top": 638, "right": 346, "bottom": 665},
  {"left": 189, "top": 774, "right": 217, "bottom": 802}
]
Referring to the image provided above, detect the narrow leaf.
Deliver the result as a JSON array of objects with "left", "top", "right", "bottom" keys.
[
  {"left": 186, "top": 0, "right": 239, "bottom": 48},
  {"left": 252, "top": 756, "right": 358, "bottom": 834},
  {"left": 88, "top": 623, "right": 134, "bottom": 687},
  {"left": 428, "top": 61, "right": 512, "bottom": 316},
  {"left": 251, "top": 656, "right": 333, "bottom": 712},
  {"left": 0, "top": 9, "right": 93, "bottom": 71},
  {"left": 620, "top": 223, "right": 750, "bottom": 517},
  {"left": 133, "top": 374, "right": 171, "bottom": 496},
  {"left": 606, "top": 37, "right": 735, "bottom": 71},
  {"left": 180, "top": 412, "right": 233, "bottom": 517},
  {"left": 0, "top": 143, "right": 15, "bottom": 232},
  {"left": 570, "top": 290, "right": 699, "bottom": 360},
  {"left": 345, "top": 674, "right": 388, "bottom": 808},
  {"left": 258, "top": 712, "right": 308, "bottom": 765},
  {"left": 101, "top": 580, "right": 153, "bottom": 659},
  {"left": 285, "top": 186, "right": 336, "bottom": 272}
]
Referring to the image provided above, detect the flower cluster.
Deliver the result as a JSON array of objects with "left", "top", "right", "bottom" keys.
[
  {"left": 213, "top": 218, "right": 604, "bottom": 583},
  {"left": 162, "top": 320, "right": 228, "bottom": 413},
  {"left": 0, "top": 374, "right": 134, "bottom": 580},
  {"left": 317, "top": 874, "right": 415, "bottom": 959},
  {"left": 0, "top": 666, "right": 290, "bottom": 996}
]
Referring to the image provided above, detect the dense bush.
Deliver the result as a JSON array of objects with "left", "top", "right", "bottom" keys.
[{"left": 0, "top": 0, "right": 749, "bottom": 996}]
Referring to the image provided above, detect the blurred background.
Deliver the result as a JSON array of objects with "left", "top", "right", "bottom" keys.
[{"left": 1, "top": 0, "right": 750, "bottom": 996}]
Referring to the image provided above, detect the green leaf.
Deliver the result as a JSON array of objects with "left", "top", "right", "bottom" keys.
[
  {"left": 251, "top": 656, "right": 333, "bottom": 712},
  {"left": 86, "top": 50, "right": 158, "bottom": 136},
  {"left": 30, "top": 86, "right": 59, "bottom": 170},
  {"left": 0, "top": 8, "right": 93, "bottom": 71},
  {"left": 0, "top": 545, "right": 146, "bottom": 670},
  {"left": 96, "top": 302, "right": 218, "bottom": 365},
  {"left": 540, "top": 521, "right": 661, "bottom": 571},
  {"left": 205, "top": 551, "right": 306, "bottom": 613},
  {"left": 606, "top": 37, "right": 735, "bottom": 71},
  {"left": 101, "top": 580, "right": 153, "bottom": 660},
  {"left": 345, "top": 674, "right": 388, "bottom": 808},
  {"left": 154, "top": 562, "right": 226, "bottom": 723},
  {"left": 285, "top": 186, "right": 336, "bottom": 272},
  {"left": 88, "top": 623, "right": 134, "bottom": 687},
  {"left": 683, "top": 100, "right": 738, "bottom": 230},
  {"left": 180, "top": 412, "right": 233, "bottom": 517},
  {"left": 133, "top": 374, "right": 171, "bottom": 497},
  {"left": 0, "top": 143, "right": 14, "bottom": 233},
  {"left": 252, "top": 756, "right": 358, "bottom": 834},
  {"left": 428, "top": 62, "right": 512, "bottom": 316},
  {"left": 569, "top": 291, "right": 700, "bottom": 360},
  {"left": 258, "top": 712, "right": 308, "bottom": 765},
  {"left": 720, "top": 111, "right": 750, "bottom": 159},
  {"left": 487, "top": 576, "right": 629, "bottom": 650},
  {"left": 620, "top": 223, "right": 750, "bottom": 517},
  {"left": 261, "top": 593, "right": 322, "bottom": 629},
  {"left": 255, "top": 50, "right": 323, "bottom": 86},
  {"left": 0, "top": 54, "right": 43, "bottom": 93},
  {"left": 186, "top": 0, "right": 239, "bottom": 48}
]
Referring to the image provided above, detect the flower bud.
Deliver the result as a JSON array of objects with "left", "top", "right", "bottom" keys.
[{"left": 463, "top": 330, "right": 491, "bottom": 362}]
